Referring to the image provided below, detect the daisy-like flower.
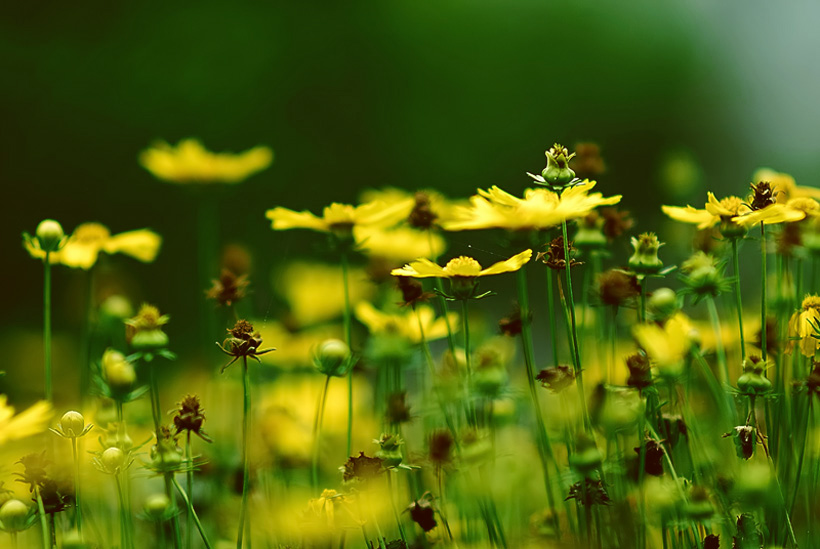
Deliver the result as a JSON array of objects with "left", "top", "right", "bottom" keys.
[
  {"left": 443, "top": 182, "right": 621, "bottom": 232},
  {"left": 787, "top": 295, "right": 820, "bottom": 357},
  {"left": 265, "top": 199, "right": 414, "bottom": 238},
  {"left": 662, "top": 192, "right": 749, "bottom": 235},
  {"left": 731, "top": 196, "right": 820, "bottom": 227},
  {"left": 24, "top": 222, "right": 162, "bottom": 270},
  {"left": 354, "top": 302, "right": 457, "bottom": 344},
  {"left": 0, "top": 396, "right": 52, "bottom": 445},
  {"left": 359, "top": 187, "right": 463, "bottom": 229},
  {"left": 139, "top": 138, "right": 273, "bottom": 184},
  {"left": 754, "top": 168, "right": 820, "bottom": 203},
  {"left": 633, "top": 313, "right": 697, "bottom": 377},
  {"left": 392, "top": 249, "right": 532, "bottom": 300}
]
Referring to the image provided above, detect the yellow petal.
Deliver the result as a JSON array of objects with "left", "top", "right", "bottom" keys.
[
  {"left": 392, "top": 258, "right": 448, "bottom": 278},
  {"left": 479, "top": 249, "right": 533, "bottom": 276},
  {"left": 104, "top": 229, "right": 162, "bottom": 263},
  {"left": 266, "top": 207, "right": 329, "bottom": 232},
  {"left": 732, "top": 204, "right": 806, "bottom": 227},
  {"left": 661, "top": 205, "right": 718, "bottom": 229}
]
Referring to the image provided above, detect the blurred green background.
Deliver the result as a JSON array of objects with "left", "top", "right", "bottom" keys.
[{"left": 3, "top": 0, "right": 819, "bottom": 397}]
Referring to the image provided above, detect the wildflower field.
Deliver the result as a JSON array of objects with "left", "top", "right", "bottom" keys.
[{"left": 6, "top": 137, "right": 820, "bottom": 549}]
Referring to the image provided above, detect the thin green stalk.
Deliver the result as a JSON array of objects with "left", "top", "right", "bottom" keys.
[
  {"left": 705, "top": 297, "right": 730, "bottom": 386},
  {"left": 10, "top": 532, "right": 17, "bottom": 549},
  {"left": 115, "top": 474, "right": 131, "bottom": 549},
  {"left": 148, "top": 365, "right": 162, "bottom": 439},
  {"left": 312, "top": 375, "right": 332, "bottom": 491},
  {"left": 43, "top": 252, "right": 52, "bottom": 402},
  {"left": 461, "top": 299, "right": 477, "bottom": 426},
  {"left": 341, "top": 251, "right": 353, "bottom": 458},
  {"left": 639, "top": 276, "right": 647, "bottom": 323},
  {"left": 186, "top": 432, "right": 193, "bottom": 549},
  {"left": 164, "top": 473, "right": 182, "bottom": 549},
  {"left": 760, "top": 224, "right": 768, "bottom": 361},
  {"left": 172, "top": 477, "right": 213, "bottom": 549},
  {"left": 788, "top": 398, "right": 812, "bottom": 517},
  {"left": 560, "top": 221, "right": 592, "bottom": 434},
  {"left": 386, "top": 472, "right": 407, "bottom": 543},
  {"left": 545, "top": 268, "right": 560, "bottom": 367},
  {"left": 72, "top": 438, "right": 83, "bottom": 536},
  {"left": 428, "top": 230, "right": 457, "bottom": 356},
  {"left": 34, "top": 485, "right": 49, "bottom": 549},
  {"left": 237, "top": 356, "right": 252, "bottom": 549},
  {"left": 731, "top": 238, "right": 747, "bottom": 362}
]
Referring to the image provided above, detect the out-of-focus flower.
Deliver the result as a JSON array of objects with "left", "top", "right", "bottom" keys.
[
  {"left": 536, "top": 236, "right": 582, "bottom": 271},
  {"left": 24, "top": 222, "right": 162, "bottom": 270},
  {"left": 206, "top": 269, "right": 250, "bottom": 307},
  {"left": 126, "top": 304, "right": 170, "bottom": 352},
  {"left": 406, "top": 493, "right": 437, "bottom": 532},
  {"left": 341, "top": 452, "right": 384, "bottom": 482},
  {"left": 256, "top": 321, "right": 342, "bottom": 369},
  {"left": 172, "top": 395, "right": 212, "bottom": 443},
  {"left": 305, "top": 489, "right": 347, "bottom": 530},
  {"left": 0, "top": 396, "right": 52, "bottom": 445},
  {"left": 787, "top": 295, "right": 820, "bottom": 357},
  {"left": 359, "top": 188, "right": 463, "bottom": 229},
  {"left": 732, "top": 197, "right": 819, "bottom": 227},
  {"left": 354, "top": 302, "right": 456, "bottom": 344},
  {"left": 266, "top": 199, "right": 413, "bottom": 237},
  {"left": 444, "top": 182, "right": 621, "bottom": 232},
  {"left": 596, "top": 269, "right": 640, "bottom": 307},
  {"left": 570, "top": 142, "right": 606, "bottom": 179},
  {"left": 140, "top": 138, "right": 272, "bottom": 184},
  {"left": 754, "top": 168, "right": 820, "bottom": 203},
  {"left": 633, "top": 313, "right": 696, "bottom": 376},
  {"left": 354, "top": 226, "right": 446, "bottom": 262},
  {"left": 0, "top": 499, "right": 30, "bottom": 532},
  {"left": 277, "top": 262, "right": 376, "bottom": 328},
  {"left": 313, "top": 339, "right": 352, "bottom": 377},
  {"left": 536, "top": 365, "right": 575, "bottom": 393},
  {"left": 392, "top": 250, "right": 532, "bottom": 280}
]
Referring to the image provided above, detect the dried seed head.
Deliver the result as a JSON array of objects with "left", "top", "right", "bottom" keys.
[
  {"left": 206, "top": 269, "right": 249, "bottom": 307},
  {"left": 536, "top": 365, "right": 576, "bottom": 393},
  {"left": 408, "top": 192, "right": 437, "bottom": 229}
]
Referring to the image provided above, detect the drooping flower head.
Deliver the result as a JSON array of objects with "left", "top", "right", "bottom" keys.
[
  {"left": 787, "top": 295, "right": 820, "bottom": 357},
  {"left": 140, "top": 138, "right": 272, "bottom": 184}
]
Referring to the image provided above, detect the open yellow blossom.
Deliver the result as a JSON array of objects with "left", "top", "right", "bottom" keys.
[
  {"left": 278, "top": 261, "right": 376, "bottom": 327},
  {"left": 266, "top": 199, "right": 413, "bottom": 235},
  {"left": 661, "top": 193, "right": 748, "bottom": 230},
  {"left": 353, "top": 226, "right": 445, "bottom": 262},
  {"left": 787, "top": 295, "right": 820, "bottom": 357},
  {"left": 754, "top": 168, "right": 820, "bottom": 203},
  {"left": 0, "top": 396, "right": 52, "bottom": 445},
  {"left": 24, "top": 222, "right": 162, "bottom": 270},
  {"left": 140, "top": 138, "right": 272, "bottom": 184},
  {"left": 391, "top": 249, "right": 532, "bottom": 279},
  {"left": 359, "top": 187, "right": 463, "bottom": 228},
  {"left": 633, "top": 313, "right": 696, "bottom": 376},
  {"left": 444, "top": 181, "right": 621, "bottom": 231},
  {"left": 731, "top": 197, "right": 819, "bottom": 227},
  {"left": 354, "top": 302, "right": 457, "bottom": 344}
]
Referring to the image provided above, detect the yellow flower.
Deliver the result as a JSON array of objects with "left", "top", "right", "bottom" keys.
[
  {"left": 787, "top": 295, "right": 820, "bottom": 357},
  {"left": 661, "top": 193, "right": 748, "bottom": 230},
  {"left": 0, "top": 396, "right": 52, "bottom": 445},
  {"left": 266, "top": 199, "right": 413, "bottom": 235},
  {"left": 391, "top": 249, "right": 533, "bottom": 279},
  {"left": 354, "top": 302, "right": 457, "bottom": 344},
  {"left": 359, "top": 187, "right": 464, "bottom": 228},
  {"left": 444, "top": 181, "right": 621, "bottom": 231},
  {"left": 24, "top": 222, "right": 162, "bottom": 270},
  {"left": 278, "top": 262, "right": 376, "bottom": 327},
  {"left": 753, "top": 168, "right": 820, "bottom": 203},
  {"left": 633, "top": 313, "right": 696, "bottom": 376},
  {"left": 353, "top": 226, "right": 446, "bottom": 262},
  {"left": 731, "top": 197, "right": 819, "bottom": 227},
  {"left": 139, "top": 138, "right": 272, "bottom": 184}
]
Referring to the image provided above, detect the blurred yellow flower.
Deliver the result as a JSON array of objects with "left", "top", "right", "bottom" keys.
[
  {"left": 787, "top": 295, "right": 820, "bottom": 357},
  {"left": 24, "top": 222, "right": 161, "bottom": 270},
  {"left": 139, "top": 138, "right": 272, "bottom": 184},
  {"left": 662, "top": 193, "right": 748, "bottom": 230},
  {"left": 359, "top": 187, "right": 464, "bottom": 228},
  {"left": 354, "top": 302, "right": 457, "bottom": 343},
  {"left": 0, "top": 396, "right": 52, "bottom": 445},
  {"left": 633, "top": 313, "right": 696, "bottom": 375},
  {"left": 391, "top": 249, "right": 532, "bottom": 279},
  {"left": 353, "top": 225, "right": 445, "bottom": 262},
  {"left": 753, "top": 168, "right": 820, "bottom": 203},
  {"left": 277, "top": 262, "right": 376, "bottom": 327},
  {"left": 266, "top": 199, "right": 413, "bottom": 235},
  {"left": 444, "top": 181, "right": 621, "bottom": 231},
  {"left": 731, "top": 197, "right": 819, "bottom": 227}
]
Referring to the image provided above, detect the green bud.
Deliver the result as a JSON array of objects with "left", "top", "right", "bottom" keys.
[
  {"left": 100, "top": 295, "right": 134, "bottom": 320},
  {"left": 314, "top": 339, "right": 352, "bottom": 377},
  {"left": 102, "top": 447, "right": 126, "bottom": 473},
  {"left": 569, "top": 435, "right": 602, "bottom": 476},
  {"left": 130, "top": 329, "right": 169, "bottom": 351},
  {"left": 628, "top": 233, "right": 664, "bottom": 275},
  {"left": 61, "top": 530, "right": 89, "bottom": 549},
  {"left": 0, "top": 499, "right": 29, "bottom": 532},
  {"left": 647, "top": 287, "right": 679, "bottom": 320},
  {"left": 541, "top": 143, "right": 576, "bottom": 186},
  {"left": 737, "top": 356, "right": 772, "bottom": 395},
  {"left": 143, "top": 494, "right": 171, "bottom": 521},
  {"left": 375, "top": 433, "right": 404, "bottom": 468},
  {"left": 35, "top": 219, "right": 64, "bottom": 253},
  {"left": 60, "top": 411, "right": 86, "bottom": 438}
]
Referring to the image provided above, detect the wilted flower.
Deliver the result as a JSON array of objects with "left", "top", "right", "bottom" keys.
[
  {"left": 206, "top": 269, "right": 249, "bottom": 307},
  {"left": 341, "top": 452, "right": 384, "bottom": 482},
  {"left": 724, "top": 425, "right": 756, "bottom": 460},
  {"left": 406, "top": 493, "right": 437, "bottom": 532},
  {"left": 216, "top": 319, "right": 275, "bottom": 372},
  {"left": 173, "top": 395, "right": 212, "bottom": 442},
  {"left": 536, "top": 236, "right": 582, "bottom": 271},
  {"left": 565, "top": 479, "right": 611, "bottom": 506},
  {"left": 787, "top": 295, "right": 820, "bottom": 357},
  {"left": 535, "top": 365, "right": 576, "bottom": 393},
  {"left": 428, "top": 430, "right": 454, "bottom": 467},
  {"left": 635, "top": 438, "right": 665, "bottom": 476},
  {"left": 596, "top": 269, "right": 640, "bottom": 307},
  {"left": 140, "top": 138, "right": 272, "bottom": 184},
  {"left": 498, "top": 304, "right": 527, "bottom": 337}
]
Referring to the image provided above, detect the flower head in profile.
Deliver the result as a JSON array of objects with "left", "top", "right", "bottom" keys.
[
  {"left": 354, "top": 302, "right": 457, "bottom": 344},
  {"left": 266, "top": 199, "right": 413, "bottom": 239},
  {"left": 662, "top": 193, "right": 749, "bottom": 236},
  {"left": 787, "top": 295, "right": 820, "bottom": 357},
  {"left": 633, "top": 313, "right": 696, "bottom": 377},
  {"left": 216, "top": 319, "right": 275, "bottom": 372},
  {"left": 444, "top": 182, "right": 621, "bottom": 232},
  {"left": 172, "top": 395, "right": 212, "bottom": 443},
  {"left": 140, "top": 138, "right": 273, "bottom": 184},
  {"left": 24, "top": 222, "right": 162, "bottom": 270},
  {"left": 359, "top": 187, "right": 462, "bottom": 229}
]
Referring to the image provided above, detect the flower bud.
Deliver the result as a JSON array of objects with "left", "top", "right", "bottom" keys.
[
  {"left": 314, "top": 339, "right": 351, "bottom": 377},
  {"left": 102, "top": 349, "right": 137, "bottom": 392},
  {"left": 628, "top": 233, "right": 664, "bottom": 275},
  {"left": 541, "top": 144, "right": 576, "bottom": 187},
  {"left": 60, "top": 411, "right": 86, "bottom": 438},
  {"left": 61, "top": 530, "right": 88, "bottom": 549},
  {"left": 143, "top": 494, "right": 171, "bottom": 521},
  {"left": 737, "top": 356, "right": 772, "bottom": 395},
  {"left": 647, "top": 287, "right": 679, "bottom": 320},
  {"left": 375, "top": 433, "right": 404, "bottom": 468},
  {"left": 35, "top": 219, "right": 64, "bottom": 253},
  {"left": 99, "top": 295, "right": 134, "bottom": 320},
  {"left": 0, "top": 499, "right": 29, "bottom": 532},
  {"left": 102, "top": 447, "right": 126, "bottom": 473},
  {"left": 569, "top": 435, "right": 602, "bottom": 476}
]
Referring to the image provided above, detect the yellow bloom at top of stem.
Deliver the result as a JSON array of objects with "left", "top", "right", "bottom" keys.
[
  {"left": 0, "top": 395, "right": 52, "bottom": 445},
  {"left": 24, "top": 222, "right": 162, "bottom": 270},
  {"left": 633, "top": 313, "right": 697, "bottom": 376},
  {"left": 443, "top": 181, "right": 621, "bottom": 232},
  {"left": 266, "top": 199, "right": 414, "bottom": 236},
  {"left": 661, "top": 192, "right": 748, "bottom": 230},
  {"left": 787, "top": 295, "right": 820, "bottom": 357},
  {"left": 353, "top": 225, "right": 446, "bottom": 262},
  {"left": 139, "top": 138, "right": 273, "bottom": 184},
  {"left": 354, "top": 302, "right": 458, "bottom": 344},
  {"left": 391, "top": 249, "right": 532, "bottom": 279},
  {"left": 753, "top": 168, "right": 820, "bottom": 203},
  {"left": 359, "top": 187, "right": 463, "bottom": 229},
  {"left": 731, "top": 196, "right": 819, "bottom": 227}
]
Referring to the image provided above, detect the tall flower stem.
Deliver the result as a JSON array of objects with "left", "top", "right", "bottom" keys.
[
  {"left": 148, "top": 364, "right": 162, "bottom": 439},
  {"left": 34, "top": 485, "right": 49, "bottom": 549},
  {"left": 461, "top": 299, "right": 477, "bottom": 426},
  {"left": 545, "top": 269, "right": 560, "bottom": 367},
  {"left": 760, "top": 224, "right": 768, "bottom": 361},
  {"left": 43, "top": 251, "right": 53, "bottom": 402},
  {"left": 705, "top": 297, "right": 729, "bottom": 387},
  {"left": 115, "top": 474, "right": 132, "bottom": 549},
  {"left": 428, "top": 230, "right": 457, "bottom": 356},
  {"left": 72, "top": 438, "right": 83, "bottom": 536},
  {"left": 515, "top": 269, "right": 558, "bottom": 519},
  {"left": 186, "top": 432, "right": 193, "bottom": 549},
  {"left": 561, "top": 221, "right": 592, "bottom": 434},
  {"left": 237, "top": 356, "right": 252, "bottom": 549},
  {"left": 173, "top": 477, "right": 213, "bottom": 549},
  {"left": 311, "top": 375, "right": 332, "bottom": 491},
  {"left": 731, "top": 238, "right": 746, "bottom": 362},
  {"left": 341, "top": 251, "right": 353, "bottom": 458}
]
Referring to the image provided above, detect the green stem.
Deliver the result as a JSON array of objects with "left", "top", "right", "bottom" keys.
[
  {"left": 173, "top": 477, "right": 213, "bottom": 549},
  {"left": 461, "top": 299, "right": 477, "bottom": 426},
  {"left": 561, "top": 221, "right": 592, "bottom": 434},
  {"left": 731, "top": 238, "right": 746, "bottom": 362},
  {"left": 760, "top": 224, "right": 768, "bottom": 361},
  {"left": 428, "top": 230, "right": 457, "bottom": 356},
  {"left": 386, "top": 472, "right": 407, "bottom": 543},
  {"left": 186, "top": 432, "right": 193, "bottom": 549},
  {"left": 237, "top": 356, "right": 252, "bottom": 548},
  {"left": 639, "top": 276, "right": 647, "bottom": 323},
  {"left": 788, "top": 398, "right": 811, "bottom": 517},
  {"left": 115, "top": 475, "right": 131, "bottom": 549},
  {"left": 341, "top": 251, "right": 353, "bottom": 458},
  {"left": 43, "top": 253, "right": 52, "bottom": 402},
  {"left": 164, "top": 473, "right": 182, "bottom": 549},
  {"left": 546, "top": 268, "right": 560, "bottom": 367},
  {"left": 312, "top": 375, "right": 332, "bottom": 491},
  {"left": 34, "top": 485, "right": 49, "bottom": 549},
  {"left": 705, "top": 297, "right": 730, "bottom": 387},
  {"left": 72, "top": 438, "right": 83, "bottom": 536},
  {"left": 148, "top": 365, "right": 162, "bottom": 439}
]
